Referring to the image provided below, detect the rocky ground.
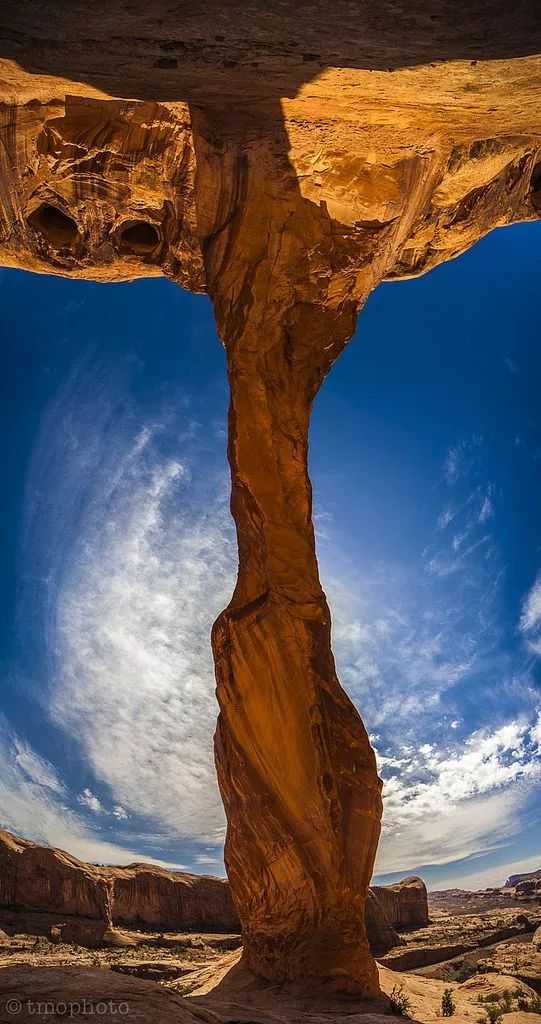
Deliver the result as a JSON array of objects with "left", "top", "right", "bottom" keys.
[
  {"left": 0, "top": 920, "right": 240, "bottom": 981},
  {"left": 429, "top": 891, "right": 541, "bottom": 919},
  {"left": 0, "top": 886, "right": 540, "bottom": 1022},
  {"left": 381, "top": 906, "right": 541, "bottom": 977},
  {"left": 1, "top": 949, "right": 541, "bottom": 1024},
  {"left": 1, "top": 860, "right": 541, "bottom": 1019}
]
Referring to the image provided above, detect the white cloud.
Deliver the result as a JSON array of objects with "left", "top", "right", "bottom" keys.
[
  {"left": 519, "top": 572, "right": 541, "bottom": 636},
  {"left": 325, "top": 565, "right": 479, "bottom": 743},
  {"left": 445, "top": 446, "right": 462, "bottom": 484},
  {"left": 444, "top": 436, "right": 484, "bottom": 486},
  {"left": 437, "top": 507, "right": 456, "bottom": 530},
  {"left": 13, "top": 355, "right": 538, "bottom": 885},
  {"left": 0, "top": 720, "right": 185, "bottom": 867},
  {"left": 479, "top": 495, "right": 494, "bottom": 523},
  {"left": 78, "top": 788, "right": 105, "bottom": 814},
  {"left": 46, "top": 425, "right": 234, "bottom": 843},
  {"left": 373, "top": 716, "right": 541, "bottom": 874},
  {"left": 16, "top": 361, "right": 237, "bottom": 859},
  {"left": 531, "top": 711, "right": 541, "bottom": 748},
  {"left": 13, "top": 738, "right": 66, "bottom": 796},
  {"left": 435, "top": 851, "right": 541, "bottom": 891},
  {"left": 426, "top": 534, "right": 491, "bottom": 578}
]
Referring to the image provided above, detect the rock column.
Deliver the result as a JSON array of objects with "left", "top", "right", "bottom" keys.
[{"left": 197, "top": 117, "right": 384, "bottom": 994}]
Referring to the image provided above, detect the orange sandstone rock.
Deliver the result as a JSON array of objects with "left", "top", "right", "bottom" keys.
[
  {"left": 0, "top": 830, "right": 112, "bottom": 924},
  {"left": 372, "top": 877, "right": 429, "bottom": 930},
  {"left": 0, "top": 831, "right": 238, "bottom": 934}
]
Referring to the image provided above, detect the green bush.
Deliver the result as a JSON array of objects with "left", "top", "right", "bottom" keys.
[
  {"left": 441, "top": 988, "right": 456, "bottom": 1017},
  {"left": 517, "top": 995, "right": 541, "bottom": 1014},
  {"left": 499, "top": 990, "right": 513, "bottom": 1013},
  {"left": 477, "top": 1004, "right": 503, "bottom": 1024},
  {"left": 389, "top": 984, "right": 412, "bottom": 1017},
  {"left": 475, "top": 984, "right": 541, "bottom": 1019},
  {"left": 455, "top": 961, "right": 476, "bottom": 982}
]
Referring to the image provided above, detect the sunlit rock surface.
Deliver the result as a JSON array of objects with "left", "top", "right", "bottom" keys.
[
  {"left": 1, "top": 0, "right": 541, "bottom": 995},
  {"left": 0, "top": 831, "right": 238, "bottom": 933}
]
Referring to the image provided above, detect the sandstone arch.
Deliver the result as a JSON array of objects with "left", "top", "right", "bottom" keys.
[{"left": 0, "top": 1, "right": 541, "bottom": 996}]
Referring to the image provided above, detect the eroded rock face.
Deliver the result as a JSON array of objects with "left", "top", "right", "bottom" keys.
[
  {"left": 104, "top": 864, "right": 238, "bottom": 933},
  {"left": 0, "top": 831, "right": 238, "bottom": 934},
  {"left": 0, "top": 97, "right": 204, "bottom": 289},
  {"left": 1, "top": 6, "right": 541, "bottom": 995},
  {"left": 0, "top": 831, "right": 112, "bottom": 923},
  {"left": 372, "top": 877, "right": 429, "bottom": 930},
  {"left": 365, "top": 891, "right": 402, "bottom": 956}
]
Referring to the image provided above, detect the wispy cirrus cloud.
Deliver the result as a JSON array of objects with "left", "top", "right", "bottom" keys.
[
  {"left": 519, "top": 572, "right": 541, "bottom": 655},
  {"left": 444, "top": 435, "right": 484, "bottom": 485},
  {"left": 318, "top": 430, "right": 541, "bottom": 881},
  {"left": 52, "top": 439, "right": 233, "bottom": 843},
  {"left": 0, "top": 718, "right": 185, "bottom": 867},
  {"left": 12, "top": 736, "right": 66, "bottom": 796},
  {"left": 21, "top": 356, "right": 235, "bottom": 859}
]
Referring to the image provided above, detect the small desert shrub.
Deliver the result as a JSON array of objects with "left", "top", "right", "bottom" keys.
[
  {"left": 455, "top": 961, "right": 476, "bottom": 982},
  {"left": 389, "top": 984, "right": 412, "bottom": 1017},
  {"left": 477, "top": 1005, "right": 503, "bottom": 1024},
  {"left": 441, "top": 988, "right": 456, "bottom": 1017},
  {"left": 517, "top": 995, "right": 541, "bottom": 1014},
  {"left": 499, "top": 990, "right": 513, "bottom": 1013},
  {"left": 476, "top": 985, "right": 541, "bottom": 1019}
]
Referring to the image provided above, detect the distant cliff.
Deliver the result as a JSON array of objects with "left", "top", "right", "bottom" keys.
[
  {"left": 506, "top": 869, "right": 541, "bottom": 888},
  {"left": 0, "top": 829, "right": 427, "bottom": 954},
  {"left": 0, "top": 830, "right": 238, "bottom": 932}
]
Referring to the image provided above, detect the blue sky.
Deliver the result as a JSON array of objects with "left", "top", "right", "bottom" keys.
[{"left": 0, "top": 221, "right": 540, "bottom": 889}]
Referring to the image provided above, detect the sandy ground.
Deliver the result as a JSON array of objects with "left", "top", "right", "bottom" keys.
[{"left": 0, "top": 894, "right": 540, "bottom": 1022}]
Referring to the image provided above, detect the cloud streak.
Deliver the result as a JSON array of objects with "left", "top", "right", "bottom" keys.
[
  {"left": 0, "top": 718, "right": 185, "bottom": 867},
  {"left": 520, "top": 572, "right": 541, "bottom": 652},
  {"left": 21, "top": 358, "right": 235, "bottom": 856},
  {"left": 373, "top": 715, "right": 541, "bottom": 873},
  {"left": 52, "top": 439, "right": 233, "bottom": 841}
]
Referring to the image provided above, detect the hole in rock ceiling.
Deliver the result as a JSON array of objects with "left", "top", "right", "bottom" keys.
[
  {"left": 119, "top": 221, "right": 160, "bottom": 255},
  {"left": 530, "top": 161, "right": 541, "bottom": 213},
  {"left": 28, "top": 204, "right": 79, "bottom": 247}
]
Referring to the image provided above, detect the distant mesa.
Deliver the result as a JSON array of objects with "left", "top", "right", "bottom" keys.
[
  {"left": 0, "top": 829, "right": 237, "bottom": 935},
  {"left": 506, "top": 869, "right": 541, "bottom": 889}
]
